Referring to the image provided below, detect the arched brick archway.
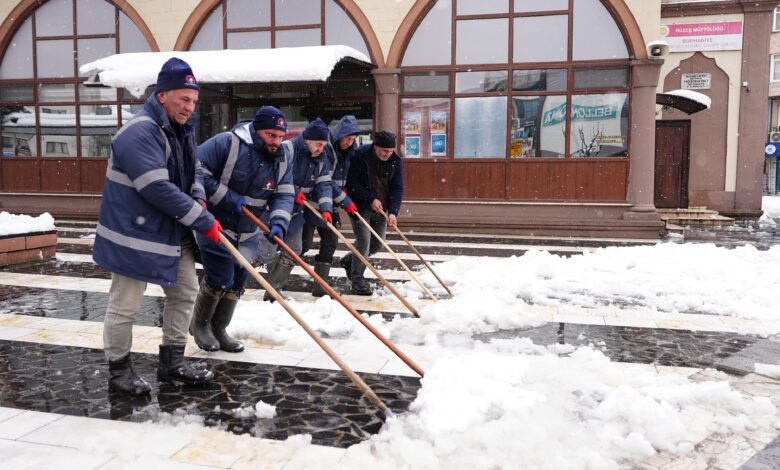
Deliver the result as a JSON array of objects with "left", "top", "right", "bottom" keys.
[
  {"left": 386, "top": 0, "right": 647, "bottom": 67},
  {"left": 0, "top": 0, "right": 159, "bottom": 61},
  {"left": 173, "top": 0, "right": 385, "bottom": 66}
]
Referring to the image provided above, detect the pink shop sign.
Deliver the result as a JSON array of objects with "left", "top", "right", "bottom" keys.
[{"left": 660, "top": 21, "right": 743, "bottom": 52}]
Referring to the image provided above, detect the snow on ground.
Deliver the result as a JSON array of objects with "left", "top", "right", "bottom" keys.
[
  {"left": 761, "top": 195, "right": 780, "bottom": 224},
  {"left": 217, "top": 241, "right": 780, "bottom": 468},
  {"left": 0, "top": 211, "right": 55, "bottom": 236},
  {"left": 755, "top": 363, "right": 780, "bottom": 379}
]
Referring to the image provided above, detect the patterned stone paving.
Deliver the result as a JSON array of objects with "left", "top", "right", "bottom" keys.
[{"left": 0, "top": 340, "right": 418, "bottom": 448}]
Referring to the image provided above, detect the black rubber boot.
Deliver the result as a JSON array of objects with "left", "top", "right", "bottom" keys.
[
  {"left": 212, "top": 290, "right": 244, "bottom": 353},
  {"left": 189, "top": 280, "right": 222, "bottom": 351},
  {"left": 311, "top": 255, "right": 332, "bottom": 297},
  {"left": 350, "top": 277, "right": 372, "bottom": 296},
  {"left": 157, "top": 344, "right": 215, "bottom": 385},
  {"left": 339, "top": 254, "right": 353, "bottom": 281},
  {"left": 108, "top": 354, "right": 151, "bottom": 396},
  {"left": 263, "top": 256, "right": 295, "bottom": 302}
]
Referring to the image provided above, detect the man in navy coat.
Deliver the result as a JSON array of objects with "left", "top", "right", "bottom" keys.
[{"left": 94, "top": 58, "right": 221, "bottom": 395}]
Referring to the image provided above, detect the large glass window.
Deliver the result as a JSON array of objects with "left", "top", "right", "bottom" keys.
[
  {"left": 0, "top": 0, "right": 152, "bottom": 160},
  {"left": 401, "top": 98, "right": 450, "bottom": 158},
  {"left": 190, "top": 0, "right": 370, "bottom": 58},
  {"left": 569, "top": 93, "right": 628, "bottom": 157},
  {"left": 400, "top": 0, "right": 630, "bottom": 159}
]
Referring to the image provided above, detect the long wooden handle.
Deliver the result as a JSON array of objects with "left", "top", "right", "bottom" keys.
[
  {"left": 301, "top": 200, "right": 419, "bottom": 317},
  {"left": 242, "top": 207, "right": 424, "bottom": 377},
  {"left": 386, "top": 216, "right": 453, "bottom": 296},
  {"left": 353, "top": 211, "right": 438, "bottom": 302},
  {"left": 217, "top": 232, "right": 389, "bottom": 414}
]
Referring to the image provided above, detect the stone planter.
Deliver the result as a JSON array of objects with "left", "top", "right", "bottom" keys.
[{"left": 0, "top": 230, "right": 58, "bottom": 267}]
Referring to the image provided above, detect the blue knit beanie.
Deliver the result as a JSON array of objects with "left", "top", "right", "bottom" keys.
[
  {"left": 154, "top": 57, "right": 199, "bottom": 94},
  {"left": 252, "top": 106, "right": 288, "bottom": 132},
  {"left": 302, "top": 118, "right": 329, "bottom": 141}
]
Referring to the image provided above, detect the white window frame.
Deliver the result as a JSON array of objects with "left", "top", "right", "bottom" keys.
[
  {"left": 774, "top": 6, "right": 780, "bottom": 32},
  {"left": 772, "top": 54, "right": 780, "bottom": 82}
]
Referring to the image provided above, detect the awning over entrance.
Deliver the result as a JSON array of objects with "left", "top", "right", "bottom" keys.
[
  {"left": 656, "top": 90, "right": 712, "bottom": 115},
  {"left": 79, "top": 45, "right": 374, "bottom": 98}
]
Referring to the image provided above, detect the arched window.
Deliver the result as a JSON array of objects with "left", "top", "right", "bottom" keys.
[
  {"left": 0, "top": 0, "right": 152, "bottom": 160},
  {"left": 189, "top": 0, "right": 369, "bottom": 57},
  {"left": 399, "top": 0, "right": 630, "bottom": 159}
]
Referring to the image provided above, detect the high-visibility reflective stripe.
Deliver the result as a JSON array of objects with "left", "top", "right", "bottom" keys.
[
  {"left": 222, "top": 134, "right": 240, "bottom": 186},
  {"left": 334, "top": 191, "right": 346, "bottom": 203},
  {"left": 134, "top": 168, "right": 169, "bottom": 192},
  {"left": 192, "top": 182, "right": 204, "bottom": 194},
  {"left": 245, "top": 196, "right": 268, "bottom": 207},
  {"left": 201, "top": 166, "right": 214, "bottom": 176},
  {"left": 300, "top": 187, "right": 313, "bottom": 194},
  {"left": 318, "top": 197, "right": 333, "bottom": 206},
  {"left": 270, "top": 209, "right": 291, "bottom": 222},
  {"left": 96, "top": 223, "right": 180, "bottom": 257},
  {"left": 106, "top": 167, "right": 133, "bottom": 187},
  {"left": 315, "top": 175, "right": 332, "bottom": 184},
  {"left": 334, "top": 178, "right": 346, "bottom": 187},
  {"left": 107, "top": 115, "right": 171, "bottom": 188},
  {"left": 222, "top": 227, "right": 260, "bottom": 240},
  {"left": 179, "top": 200, "right": 202, "bottom": 226},
  {"left": 277, "top": 184, "right": 295, "bottom": 194},
  {"left": 209, "top": 184, "right": 228, "bottom": 205}
]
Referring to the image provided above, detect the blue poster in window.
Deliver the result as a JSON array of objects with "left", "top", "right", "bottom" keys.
[
  {"left": 431, "top": 134, "right": 446, "bottom": 156},
  {"left": 405, "top": 136, "right": 420, "bottom": 157}
]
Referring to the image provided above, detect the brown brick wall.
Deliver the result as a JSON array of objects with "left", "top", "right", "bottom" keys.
[{"left": 0, "top": 232, "right": 57, "bottom": 267}]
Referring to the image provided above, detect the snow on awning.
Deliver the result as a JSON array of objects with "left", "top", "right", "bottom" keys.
[
  {"left": 79, "top": 45, "right": 373, "bottom": 98},
  {"left": 656, "top": 89, "right": 712, "bottom": 115}
]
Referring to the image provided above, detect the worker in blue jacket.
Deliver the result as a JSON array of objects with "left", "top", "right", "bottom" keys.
[
  {"left": 258, "top": 118, "right": 335, "bottom": 301},
  {"left": 342, "top": 131, "right": 404, "bottom": 295},
  {"left": 192, "top": 106, "right": 294, "bottom": 352},
  {"left": 301, "top": 115, "right": 359, "bottom": 296},
  {"left": 93, "top": 58, "right": 221, "bottom": 396}
]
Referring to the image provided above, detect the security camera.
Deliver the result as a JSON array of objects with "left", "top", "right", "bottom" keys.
[{"left": 646, "top": 40, "right": 669, "bottom": 59}]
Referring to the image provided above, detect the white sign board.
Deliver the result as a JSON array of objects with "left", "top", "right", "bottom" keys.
[
  {"left": 681, "top": 73, "right": 712, "bottom": 90},
  {"left": 661, "top": 21, "right": 743, "bottom": 52}
]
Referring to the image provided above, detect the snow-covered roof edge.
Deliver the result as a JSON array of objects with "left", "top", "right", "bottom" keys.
[
  {"left": 661, "top": 89, "right": 712, "bottom": 109},
  {"left": 79, "top": 45, "right": 373, "bottom": 98}
]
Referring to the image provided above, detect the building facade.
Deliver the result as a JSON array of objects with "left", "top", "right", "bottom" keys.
[{"left": 0, "top": 0, "right": 776, "bottom": 237}]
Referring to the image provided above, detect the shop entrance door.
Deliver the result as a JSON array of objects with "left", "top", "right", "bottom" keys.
[{"left": 654, "top": 120, "right": 690, "bottom": 208}]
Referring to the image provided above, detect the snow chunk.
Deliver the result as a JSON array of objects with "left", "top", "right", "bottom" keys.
[
  {"left": 755, "top": 363, "right": 780, "bottom": 379},
  {"left": 662, "top": 89, "right": 712, "bottom": 109}
]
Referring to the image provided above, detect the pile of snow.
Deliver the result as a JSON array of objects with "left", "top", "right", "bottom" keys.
[
  {"left": 0, "top": 211, "right": 55, "bottom": 237},
  {"left": 755, "top": 363, "right": 780, "bottom": 379},
  {"left": 228, "top": 243, "right": 780, "bottom": 351},
  {"left": 341, "top": 341, "right": 777, "bottom": 469}
]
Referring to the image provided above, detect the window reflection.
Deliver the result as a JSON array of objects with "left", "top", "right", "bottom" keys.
[
  {"left": 512, "top": 96, "right": 566, "bottom": 158},
  {"left": 455, "top": 96, "right": 506, "bottom": 158},
  {"left": 1, "top": 106, "right": 36, "bottom": 156},
  {"left": 39, "top": 105, "right": 78, "bottom": 157},
  {"left": 80, "top": 104, "right": 117, "bottom": 157},
  {"left": 570, "top": 93, "right": 628, "bottom": 157}
]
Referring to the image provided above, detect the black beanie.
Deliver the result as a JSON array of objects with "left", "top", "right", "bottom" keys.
[
  {"left": 302, "top": 118, "right": 329, "bottom": 141},
  {"left": 373, "top": 131, "right": 396, "bottom": 148},
  {"left": 154, "top": 57, "right": 199, "bottom": 94},
  {"left": 252, "top": 106, "right": 288, "bottom": 132}
]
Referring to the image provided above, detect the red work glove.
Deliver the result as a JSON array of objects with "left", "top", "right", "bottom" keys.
[
  {"left": 322, "top": 211, "right": 332, "bottom": 223},
  {"left": 295, "top": 192, "right": 307, "bottom": 205},
  {"left": 344, "top": 201, "right": 357, "bottom": 215},
  {"left": 203, "top": 219, "right": 223, "bottom": 243},
  {"left": 197, "top": 199, "right": 207, "bottom": 209}
]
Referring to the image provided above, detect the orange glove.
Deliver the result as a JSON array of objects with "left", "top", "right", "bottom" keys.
[
  {"left": 344, "top": 201, "right": 357, "bottom": 215},
  {"left": 322, "top": 211, "right": 332, "bottom": 223},
  {"left": 203, "top": 219, "right": 222, "bottom": 243},
  {"left": 295, "top": 192, "right": 307, "bottom": 205}
]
